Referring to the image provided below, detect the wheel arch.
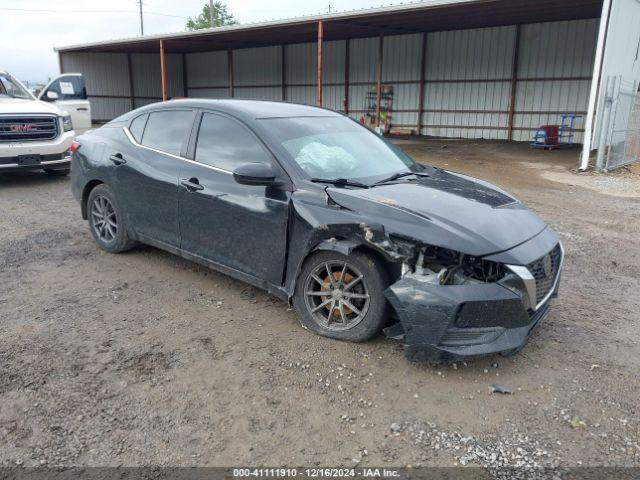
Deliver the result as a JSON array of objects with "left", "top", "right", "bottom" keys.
[
  {"left": 290, "top": 238, "right": 401, "bottom": 301},
  {"left": 81, "top": 179, "right": 104, "bottom": 220}
]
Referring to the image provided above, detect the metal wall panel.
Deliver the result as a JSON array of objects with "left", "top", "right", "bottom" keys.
[
  {"left": 60, "top": 52, "right": 130, "bottom": 121},
  {"left": 91, "top": 97, "right": 131, "bottom": 122},
  {"left": 518, "top": 19, "right": 598, "bottom": 78},
  {"left": 186, "top": 51, "right": 228, "bottom": 88},
  {"left": 348, "top": 85, "right": 372, "bottom": 117},
  {"left": 131, "top": 53, "right": 183, "bottom": 99},
  {"left": 234, "top": 86, "right": 281, "bottom": 101},
  {"left": 349, "top": 37, "right": 377, "bottom": 83},
  {"left": 133, "top": 98, "right": 160, "bottom": 109},
  {"left": 286, "top": 86, "right": 314, "bottom": 106},
  {"left": 323, "top": 40, "right": 346, "bottom": 84},
  {"left": 322, "top": 85, "right": 344, "bottom": 111},
  {"left": 187, "top": 87, "right": 230, "bottom": 99},
  {"left": 426, "top": 26, "right": 516, "bottom": 80},
  {"left": 61, "top": 52, "right": 130, "bottom": 96},
  {"left": 234, "top": 46, "right": 282, "bottom": 86},
  {"left": 286, "top": 42, "right": 316, "bottom": 85},
  {"left": 513, "top": 18, "right": 598, "bottom": 142},
  {"left": 284, "top": 40, "right": 344, "bottom": 107},
  {"left": 421, "top": 25, "right": 516, "bottom": 139},
  {"left": 382, "top": 34, "right": 422, "bottom": 82},
  {"left": 594, "top": 0, "right": 640, "bottom": 145}
]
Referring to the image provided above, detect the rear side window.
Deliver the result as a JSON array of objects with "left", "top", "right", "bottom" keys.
[
  {"left": 195, "top": 113, "right": 272, "bottom": 171},
  {"left": 141, "top": 110, "right": 193, "bottom": 156},
  {"left": 129, "top": 114, "right": 148, "bottom": 143},
  {"left": 44, "top": 75, "right": 87, "bottom": 100}
]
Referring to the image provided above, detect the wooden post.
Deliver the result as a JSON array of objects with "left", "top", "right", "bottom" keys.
[
  {"left": 507, "top": 24, "right": 521, "bottom": 141},
  {"left": 228, "top": 49, "right": 234, "bottom": 98},
  {"left": 416, "top": 32, "right": 427, "bottom": 136},
  {"left": 159, "top": 40, "right": 167, "bottom": 101},
  {"left": 281, "top": 44, "right": 287, "bottom": 102},
  {"left": 344, "top": 39, "right": 350, "bottom": 114},
  {"left": 127, "top": 53, "right": 135, "bottom": 110},
  {"left": 375, "top": 34, "right": 384, "bottom": 126},
  {"left": 182, "top": 53, "right": 188, "bottom": 98},
  {"left": 316, "top": 21, "right": 324, "bottom": 107}
]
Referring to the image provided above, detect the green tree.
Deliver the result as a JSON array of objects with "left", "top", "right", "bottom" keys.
[{"left": 186, "top": 2, "right": 238, "bottom": 30}]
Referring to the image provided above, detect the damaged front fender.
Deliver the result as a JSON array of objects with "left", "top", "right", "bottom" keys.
[{"left": 284, "top": 190, "right": 417, "bottom": 299}]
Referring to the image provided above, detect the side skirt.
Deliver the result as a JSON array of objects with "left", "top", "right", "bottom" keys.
[{"left": 136, "top": 233, "right": 290, "bottom": 302}]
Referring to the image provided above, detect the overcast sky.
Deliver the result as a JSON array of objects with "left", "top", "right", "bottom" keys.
[{"left": 1, "top": 0, "right": 396, "bottom": 84}]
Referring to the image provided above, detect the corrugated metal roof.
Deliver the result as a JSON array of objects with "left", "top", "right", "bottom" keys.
[
  {"left": 55, "top": 0, "right": 602, "bottom": 53},
  {"left": 55, "top": 0, "right": 478, "bottom": 52}
]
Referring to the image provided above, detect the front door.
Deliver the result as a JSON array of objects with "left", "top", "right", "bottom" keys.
[
  {"left": 39, "top": 74, "right": 92, "bottom": 134},
  {"left": 178, "top": 112, "right": 290, "bottom": 286}
]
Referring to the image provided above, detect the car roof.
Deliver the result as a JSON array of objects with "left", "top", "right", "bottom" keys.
[{"left": 130, "top": 99, "right": 342, "bottom": 121}]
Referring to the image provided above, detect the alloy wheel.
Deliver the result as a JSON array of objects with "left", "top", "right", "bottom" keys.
[
  {"left": 304, "top": 260, "right": 371, "bottom": 331},
  {"left": 90, "top": 195, "right": 117, "bottom": 243}
]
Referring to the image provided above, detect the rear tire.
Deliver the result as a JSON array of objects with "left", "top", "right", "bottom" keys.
[
  {"left": 293, "top": 250, "right": 390, "bottom": 342},
  {"left": 44, "top": 168, "right": 70, "bottom": 176},
  {"left": 86, "top": 184, "right": 137, "bottom": 253}
]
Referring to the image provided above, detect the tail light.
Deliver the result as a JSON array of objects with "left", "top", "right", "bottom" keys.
[{"left": 69, "top": 141, "right": 81, "bottom": 155}]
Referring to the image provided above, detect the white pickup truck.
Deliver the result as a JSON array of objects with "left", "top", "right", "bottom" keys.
[{"left": 0, "top": 70, "right": 91, "bottom": 176}]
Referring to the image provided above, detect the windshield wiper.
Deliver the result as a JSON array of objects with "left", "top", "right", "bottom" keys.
[
  {"left": 372, "top": 170, "right": 430, "bottom": 186},
  {"left": 310, "top": 177, "right": 370, "bottom": 188}
]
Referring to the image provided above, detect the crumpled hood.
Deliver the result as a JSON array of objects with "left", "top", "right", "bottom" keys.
[
  {"left": 0, "top": 97, "right": 63, "bottom": 115},
  {"left": 326, "top": 169, "right": 547, "bottom": 257}
]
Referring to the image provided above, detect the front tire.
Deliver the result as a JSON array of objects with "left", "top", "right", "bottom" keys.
[
  {"left": 293, "top": 250, "right": 390, "bottom": 342},
  {"left": 86, "top": 184, "right": 136, "bottom": 253}
]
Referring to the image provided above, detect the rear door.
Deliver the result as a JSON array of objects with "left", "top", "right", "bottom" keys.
[
  {"left": 113, "top": 108, "right": 195, "bottom": 248},
  {"left": 178, "top": 111, "right": 290, "bottom": 285},
  {"left": 39, "top": 74, "right": 91, "bottom": 134}
]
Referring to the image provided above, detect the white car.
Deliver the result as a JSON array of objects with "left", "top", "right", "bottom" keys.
[{"left": 0, "top": 70, "right": 91, "bottom": 176}]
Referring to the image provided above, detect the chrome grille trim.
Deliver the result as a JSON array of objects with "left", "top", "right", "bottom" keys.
[
  {"left": 507, "top": 242, "right": 564, "bottom": 311},
  {"left": 0, "top": 115, "right": 59, "bottom": 142}
]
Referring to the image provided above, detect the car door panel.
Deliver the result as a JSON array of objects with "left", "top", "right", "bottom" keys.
[
  {"left": 178, "top": 161, "right": 290, "bottom": 284},
  {"left": 112, "top": 144, "right": 182, "bottom": 247},
  {"left": 178, "top": 111, "right": 290, "bottom": 286}
]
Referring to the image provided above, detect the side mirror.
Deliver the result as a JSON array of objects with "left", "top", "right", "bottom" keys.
[
  {"left": 45, "top": 91, "right": 59, "bottom": 101},
  {"left": 233, "top": 162, "right": 278, "bottom": 186}
]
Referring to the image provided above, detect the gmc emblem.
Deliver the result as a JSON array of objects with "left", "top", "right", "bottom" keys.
[{"left": 10, "top": 124, "right": 34, "bottom": 132}]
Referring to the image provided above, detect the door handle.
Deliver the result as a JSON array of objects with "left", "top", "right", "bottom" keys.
[
  {"left": 76, "top": 107, "right": 89, "bottom": 111},
  {"left": 109, "top": 153, "right": 126, "bottom": 165},
  {"left": 181, "top": 178, "right": 204, "bottom": 192}
]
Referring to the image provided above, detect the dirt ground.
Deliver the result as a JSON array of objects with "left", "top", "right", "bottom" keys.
[{"left": 1, "top": 139, "right": 639, "bottom": 470}]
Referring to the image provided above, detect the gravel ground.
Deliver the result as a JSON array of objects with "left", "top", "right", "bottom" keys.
[{"left": 1, "top": 140, "right": 639, "bottom": 471}]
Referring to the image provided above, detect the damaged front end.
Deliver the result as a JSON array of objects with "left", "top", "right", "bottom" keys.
[{"left": 383, "top": 236, "right": 564, "bottom": 362}]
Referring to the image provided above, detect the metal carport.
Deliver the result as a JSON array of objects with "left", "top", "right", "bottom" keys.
[{"left": 56, "top": 0, "right": 607, "bottom": 155}]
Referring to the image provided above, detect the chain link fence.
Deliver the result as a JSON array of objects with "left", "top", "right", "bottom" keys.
[{"left": 604, "top": 80, "right": 640, "bottom": 171}]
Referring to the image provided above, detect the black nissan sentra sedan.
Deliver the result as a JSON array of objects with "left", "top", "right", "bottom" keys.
[{"left": 70, "top": 99, "right": 563, "bottom": 362}]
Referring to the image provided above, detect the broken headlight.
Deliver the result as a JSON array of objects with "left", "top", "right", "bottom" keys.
[{"left": 407, "top": 245, "right": 506, "bottom": 285}]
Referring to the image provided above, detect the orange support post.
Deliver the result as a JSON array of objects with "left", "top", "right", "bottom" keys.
[{"left": 160, "top": 39, "right": 167, "bottom": 102}]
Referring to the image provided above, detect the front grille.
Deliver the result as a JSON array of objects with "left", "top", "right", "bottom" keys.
[
  {"left": 526, "top": 243, "right": 562, "bottom": 305},
  {"left": 0, "top": 116, "right": 59, "bottom": 142}
]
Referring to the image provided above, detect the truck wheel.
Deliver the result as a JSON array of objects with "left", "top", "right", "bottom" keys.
[
  {"left": 293, "top": 250, "right": 390, "bottom": 342},
  {"left": 86, "top": 184, "right": 136, "bottom": 253},
  {"left": 44, "top": 168, "right": 70, "bottom": 176}
]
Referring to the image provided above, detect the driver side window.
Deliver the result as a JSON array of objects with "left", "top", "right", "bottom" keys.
[{"left": 195, "top": 113, "right": 272, "bottom": 171}]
